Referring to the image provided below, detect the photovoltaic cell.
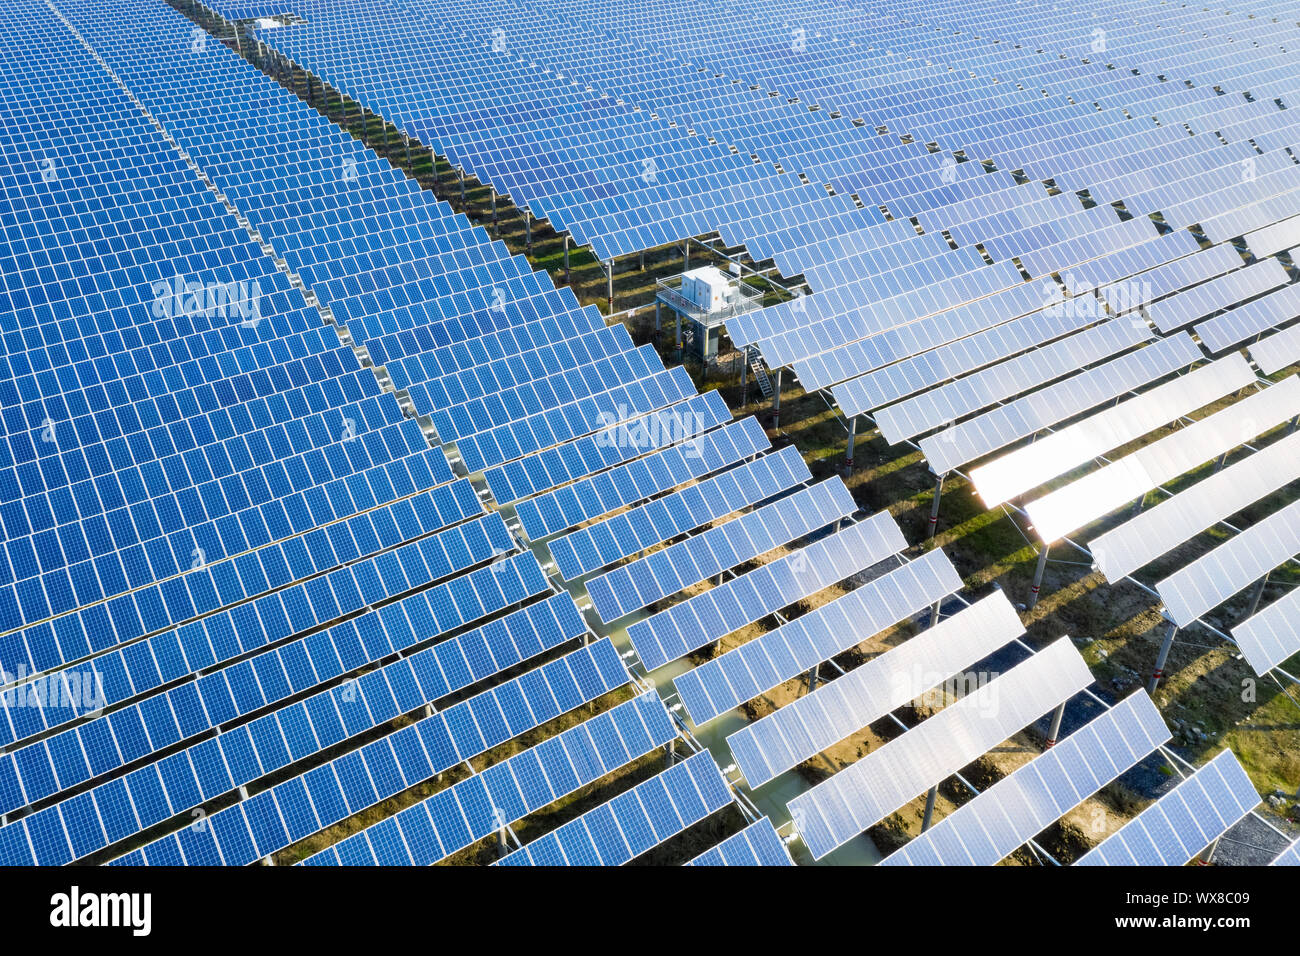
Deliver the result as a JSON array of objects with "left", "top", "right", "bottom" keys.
[
  {"left": 1272, "top": 838, "right": 1300, "bottom": 866},
  {"left": 1250, "top": 324, "right": 1300, "bottom": 375},
  {"left": 921, "top": 334, "right": 1202, "bottom": 476}
]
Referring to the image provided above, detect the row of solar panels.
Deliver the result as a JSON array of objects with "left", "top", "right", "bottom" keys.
[
  {"left": 0, "top": 0, "right": 834, "bottom": 867},
  {"left": 6, "top": 0, "right": 1289, "bottom": 867},
  {"left": 167, "top": 0, "right": 1298, "bottom": 865},
  {"left": 238, "top": 0, "right": 1300, "bottom": 683}
]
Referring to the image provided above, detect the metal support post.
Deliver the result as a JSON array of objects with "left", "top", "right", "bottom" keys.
[
  {"left": 1148, "top": 620, "right": 1179, "bottom": 694},
  {"left": 927, "top": 473, "right": 945, "bottom": 543},
  {"left": 1027, "top": 543, "right": 1051, "bottom": 609}
]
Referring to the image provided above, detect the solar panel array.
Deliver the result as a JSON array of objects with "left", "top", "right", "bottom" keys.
[
  {"left": 0, "top": 0, "right": 849, "bottom": 867},
  {"left": 882, "top": 691, "right": 1171, "bottom": 866},
  {"left": 1075, "top": 749, "right": 1259, "bottom": 866},
  {"left": 1157, "top": 497, "right": 1300, "bottom": 628},
  {"left": 675, "top": 548, "right": 964, "bottom": 727},
  {"left": 627, "top": 511, "right": 907, "bottom": 672},
  {"left": 788, "top": 638, "right": 1094, "bottom": 860},
  {"left": 727, "top": 589, "right": 1025, "bottom": 789},
  {"left": 0, "top": 0, "right": 1288, "bottom": 866},
  {"left": 239, "top": 0, "right": 1300, "bottom": 448},
  {"left": 495, "top": 749, "right": 732, "bottom": 866},
  {"left": 586, "top": 476, "right": 854, "bottom": 623}
]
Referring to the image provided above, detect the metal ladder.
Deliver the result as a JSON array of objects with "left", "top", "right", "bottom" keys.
[{"left": 746, "top": 345, "right": 773, "bottom": 399}]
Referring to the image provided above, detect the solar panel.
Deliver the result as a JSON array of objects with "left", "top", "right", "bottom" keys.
[
  {"left": 1251, "top": 324, "right": 1300, "bottom": 375},
  {"left": 1245, "top": 218, "right": 1300, "bottom": 259},
  {"left": 0, "top": 533, "right": 551, "bottom": 801},
  {"left": 787, "top": 638, "right": 1094, "bottom": 860},
  {"left": 971, "top": 354, "right": 1258, "bottom": 507},
  {"left": 1075, "top": 749, "right": 1258, "bottom": 866},
  {"left": 27, "top": 636, "right": 629, "bottom": 866},
  {"left": 1234, "top": 587, "right": 1300, "bottom": 675},
  {"left": 496, "top": 749, "right": 732, "bottom": 865},
  {"left": 1147, "top": 259, "right": 1290, "bottom": 333},
  {"left": 0, "top": 587, "right": 586, "bottom": 828},
  {"left": 921, "top": 334, "right": 1202, "bottom": 476},
  {"left": 627, "top": 510, "right": 907, "bottom": 672},
  {"left": 456, "top": 365, "right": 697, "bottom": 473},
  {"left": 21, "top": 0, "right": 1300, "bottom": 872},
  {"left": 1097, "top": 244, "right": 1243, "bottom": 315},
  {"left": 1026, "top": 376, "right": 1300, "bottom": 543},
  {"left": 515, "top": 414, "right": 769, "bottom": 541},
  {"left": 1157, "top": 497, "right": 1300, "bottom": 628},
  {"left": 727, "top": 589, "right": 1025, "bottom": 788},
  {"left": 831, "top": 304, "right": 1098, "bottom": 418},
  {"left": 1196, "top": 283, "right": 1300, "bottom": 354},
  {"left": 875, "top": 320, "right": 1152, "bottom": 446},
  {"left": 882, "top": 691, "right": 1171, "bottom": 866},
  {"left": 296, "top": 690, "right": 676, "bottom": 867},
  {"left": 686, "top": 818, "right": 794, "bottom": 866},
  {"left": 548, "top": 445, "right": 810, "bottom": 580},
  {"left": 1090, "top": 429, "right": 1300, "bottom": 583},
  {"left": 1272, "top": 838, "right": 1300, "bottom": 866},
  {"left": 586, "top": 477, "right": 855, "bottom": 623},
  {"left": 485, "top": 392, "right": 732, "bottom": 506},
  {"left": 674, "top": 548, "right": 964, "bottom": 728}
]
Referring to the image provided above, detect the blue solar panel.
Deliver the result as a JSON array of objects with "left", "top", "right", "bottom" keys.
[
  {"left": 1075, "top": 749, "right": 1259, "bottom": 866},
  {"left": 0, "top": 539, "right": 550, "bottom": 822},
  {"left": 108, "top": 637, "right": 629, "bottom": 866},
  {"left": 587, "top": 477, "right": 855, "bottom": 623},
  {"left": 549, "top": 445, "right": 809, "bottom": 580},
  {"left": 496, "top": 749, "right": 732, "bottom": 865},
  {"left": 686, "top": 817, "right": 794, "bottom": 866},
  {"left": 0, "top": 589, "right": 586, "bottom": 852},
  {"left": 628, "top": 510, "right": 907, "bottom": 672},
  {"left": 674, "top": 548, "right": 963, "bottom": 727},
  {"left": 299, "top": 689, "right": 676, "bottom": 866},
  {"left": 515, "top": 414, "right": 768, "bottom": 541}
]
